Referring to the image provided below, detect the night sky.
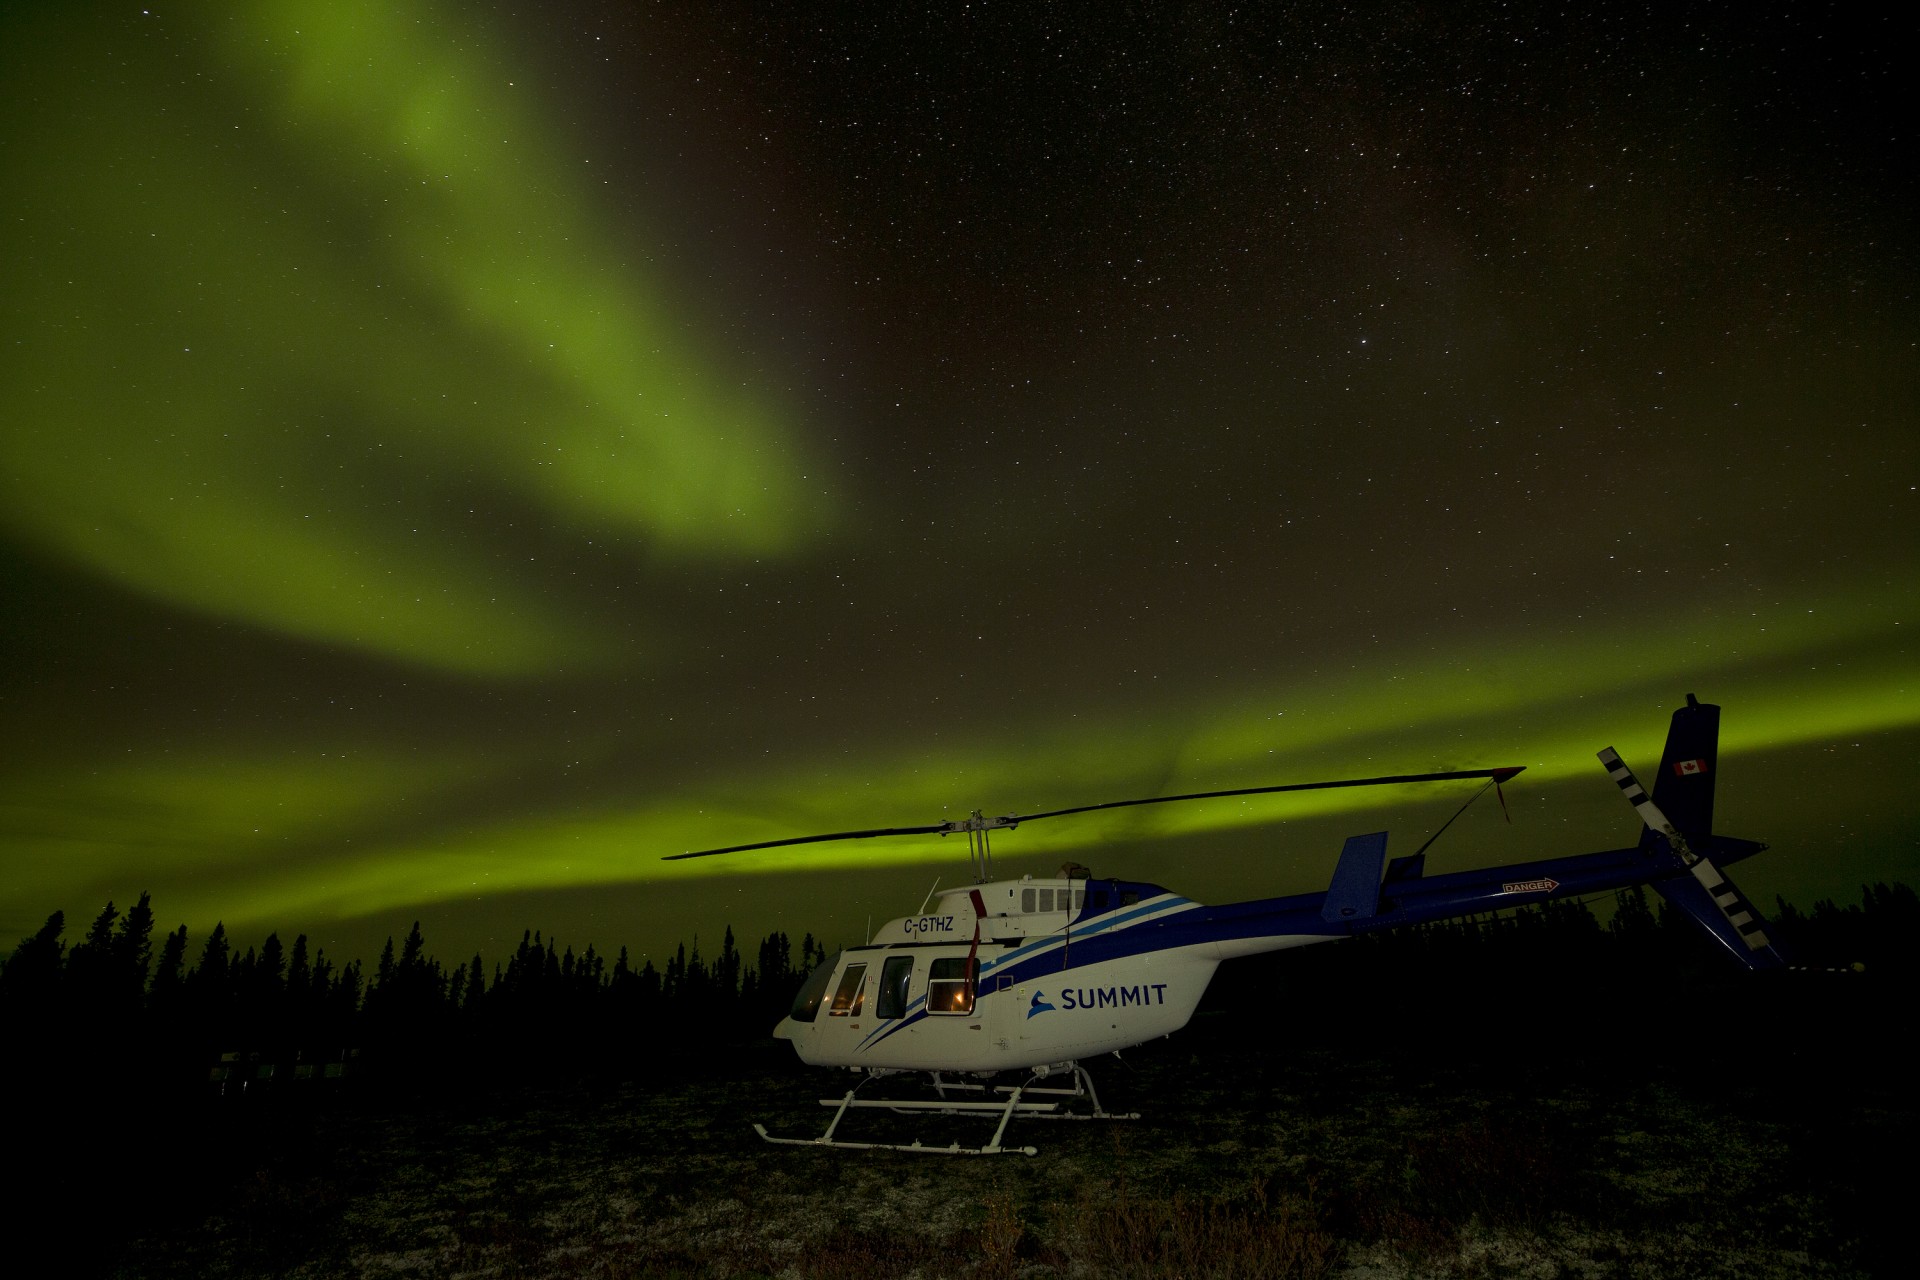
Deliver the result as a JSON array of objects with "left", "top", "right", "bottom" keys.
[{"left": 3, "top": 1, "right": 1913, "bottom": 974}]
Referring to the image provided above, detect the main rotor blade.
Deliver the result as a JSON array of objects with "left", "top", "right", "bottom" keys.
[
  {"left": 1005, "top": 766, "right": 1526, "bottom": 825},
  {"left": 665, "top": 823, "right": 950, "bottom": 860},
  {"left": 665, "top": 765, "right": 1524, "bottom": 861}
]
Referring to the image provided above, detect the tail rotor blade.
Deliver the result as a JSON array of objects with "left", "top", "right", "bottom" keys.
[
  {"left": 1681, "top": 856, "right": 1775, "bottom": 953},
  {"left": 1598, "top": 746, "right": 1693, "bottom": 856}
]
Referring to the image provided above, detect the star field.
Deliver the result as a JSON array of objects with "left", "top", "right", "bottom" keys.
[{"left": 1, "top": 1, "right": 1912, "bottom": 968}]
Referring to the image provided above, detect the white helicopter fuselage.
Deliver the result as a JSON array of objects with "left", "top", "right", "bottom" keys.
[
  {"left": 774, "top": 875, "right": 1330, "bottom": 1073},
  {"left": 706, "top": 697, "right": 1779, "bottom": 1154}
]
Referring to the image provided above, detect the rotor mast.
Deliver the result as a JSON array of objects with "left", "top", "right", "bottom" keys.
[{"left": 944, "top": 809, "right": 1020, "bottom": 883}]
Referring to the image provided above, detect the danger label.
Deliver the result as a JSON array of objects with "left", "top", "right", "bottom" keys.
[{"left": 1500, "top": 878, "right": 1559, "bottom": 895}]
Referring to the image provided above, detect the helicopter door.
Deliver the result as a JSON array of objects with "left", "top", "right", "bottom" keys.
[
  {"left": 825, "top": 963, "right": 867, "bottom": 1017},
  {"left": 874, "top": 955, "right": 915, "bottom": 1019}
]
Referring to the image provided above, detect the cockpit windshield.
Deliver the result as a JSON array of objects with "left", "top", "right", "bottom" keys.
[{"left": 788, "top": 950, "right": 843, "bottom": 1023}]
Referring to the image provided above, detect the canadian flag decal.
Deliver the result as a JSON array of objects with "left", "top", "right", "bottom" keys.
[{"left": 1673, "top": 758, "right": 1708, "bottom": 776}]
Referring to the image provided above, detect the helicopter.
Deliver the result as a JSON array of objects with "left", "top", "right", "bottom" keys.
[{"left": 666, "top": 694, "right": 1780, "bottom": 1155}]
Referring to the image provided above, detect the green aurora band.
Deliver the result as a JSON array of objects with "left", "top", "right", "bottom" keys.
[
  {"left": 1, "top": 2, "right": 1913, "bottom": 960},
  {"left": 2, "top": 0, "right": 823, "bottom": 676},
  {"left": 1, "top": 577, "right": 1908, "bottom": 933}
]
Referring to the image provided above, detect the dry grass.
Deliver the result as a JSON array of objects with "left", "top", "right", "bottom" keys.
[
  {"left": 1049, "top": 1180, "right": 1338, "bottom": 1280},
  {"left": 102, "top": 1024, "right": 1898, "bottom": 1279}
]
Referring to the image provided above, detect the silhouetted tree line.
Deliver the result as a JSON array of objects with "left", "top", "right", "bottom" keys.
[
  {"left": 0, "top": 894, "right": 830, "bottom": 1088},
  {"left": 1203, "top": 880, "right": 1918, "bottom": 1052},
  {"left": 1360, "top": 879, "right": 1919, "bottom": 974},
  {"left": 1293, "top": 878, "right": 1920, "bottom": 975},
  {"left": 4, "top": 882, "right": 1912, "bottom": 1087}
]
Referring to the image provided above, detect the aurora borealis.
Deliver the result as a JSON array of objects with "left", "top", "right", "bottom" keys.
[{"left": 2, "top": 1, "right": 1913, "bottom": 970}]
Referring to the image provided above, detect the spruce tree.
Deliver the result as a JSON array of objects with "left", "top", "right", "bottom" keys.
[
  {"left": 190, "top": 922, "right": 230, "bottom": 995},
  {"left": 399, "top": 922, "right": 426, "bottom": 972},
  {"left": 65, "top": 901, "right": 120, "bottom": 999},
  {"left": 113, "top": 892, "right": 156, "bottom": 993},
  {"left": 287, "top": 935, "right": 311, "bottom": 994},
  {"left": 375, "top": 936, "right": 396, "bottom": 990},
  {"left": 258, "top": 933, "right": 286, "bottom": 991},
  {"left": 0, "top": 910, "right": 66, "bottom": 1003},
  {"left": 718, "top": 926, "right": 740, "bottom": 1000},
  {"left": 151, "top": 925, "right": 189, "bottom": 999}
]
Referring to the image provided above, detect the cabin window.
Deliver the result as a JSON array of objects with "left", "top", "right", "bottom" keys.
[
  {"left": 827, "top": 963, "right": 867, "bottom": 1016},
  {"left": 875, "top": 955, "right": 915, "bottom": 1019},
  {"left": 1072, "top": 889, "right": 1085, "bottom": 913},
  {"left": 926, "top": 956, "right": 977, "bottom": 1015},
  {"left": 1021, "top": 888, "right": 1035, "bottom": 913},
  {"left": 1090, "top": 891, "right": 1108, "bottom": 911},
  {"left": 1121, "top": 890, "right": 1139, "bottom": 906}
]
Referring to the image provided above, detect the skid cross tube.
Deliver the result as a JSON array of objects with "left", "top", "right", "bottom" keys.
[{"left": 753, "top": 1061, "right": 1133, "bottom": 1155}]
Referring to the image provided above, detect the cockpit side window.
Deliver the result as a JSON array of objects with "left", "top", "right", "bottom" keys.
[
  {"left": 926, "top": 956, "right": 977, "bottom": 1015},
  {"left": 875, "top": 955, "right": 915, "bottom": 1019},
  {"left": 827, "top": 963, "right": 867, "bottom": 1016}
]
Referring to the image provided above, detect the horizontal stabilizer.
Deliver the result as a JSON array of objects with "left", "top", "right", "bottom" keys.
[{"left": 1322, "top": 832, "right": 1388, "bottom": 924}]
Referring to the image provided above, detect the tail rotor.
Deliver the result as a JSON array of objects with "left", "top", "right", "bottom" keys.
[{"left": 1598, "top": 698, "right": 1783, "bottom": 969}]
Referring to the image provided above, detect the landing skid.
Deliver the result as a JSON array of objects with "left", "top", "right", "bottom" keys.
[{"left": 754, "top": 1061, "right": 1139, "bottom": 1156}]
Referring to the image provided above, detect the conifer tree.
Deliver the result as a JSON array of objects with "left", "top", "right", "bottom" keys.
[
  {"left": 151, "top": 924, "right": 189, "bottom": 999},
  {"left": 65, "top": 901, "right": 121, "bottom": 998},
  {"left": 717, "top": 926, "right": 740, "bottom": 999},
  {"left": 664, "top": 942, "right": 686, "bottom": 1003},
  {"left": 399, "top": 922, "right": 426, "bottom": 972},
  {"left": 335, "top": 959, "right": 363, "bottom": 1019},
  {"left": 113, "top": 892, "right": 156, "bottom": 992},
  {"left": 0, "top": 910, "right": 66, "bottom": 1003},
  {"left": 287, "top": 935, "right": 311, "bottom": 997},
  {"left": 1611, "top": 885, "right": 1658, "bottom": 937},
  {"left": 258, "top": 933, "right": 286, "bottom": 991},
  {"left": 192, "top": 922, "right": 230, "bottom": 989}
]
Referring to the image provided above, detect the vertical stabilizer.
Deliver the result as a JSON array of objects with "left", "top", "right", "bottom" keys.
[
  {"left": 1652, "top": 693, "right": 1719, "bottom": 843},
  {"left": 1321, "top": 832, "right": 1388, "bottom": 923}
]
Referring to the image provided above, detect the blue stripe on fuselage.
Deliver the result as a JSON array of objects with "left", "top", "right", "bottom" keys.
[{"left": 842, "top": 844, "right": 1682, "bottom": 1054}]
